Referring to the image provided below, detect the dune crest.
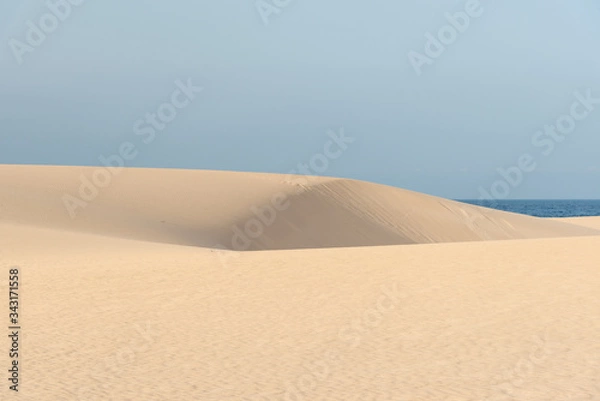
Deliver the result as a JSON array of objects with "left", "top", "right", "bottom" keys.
[{"left": 0, "top": 164, "right": 597, "bottom": 250}]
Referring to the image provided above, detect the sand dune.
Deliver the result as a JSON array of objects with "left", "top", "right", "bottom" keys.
[
  {"left": 1, "top": 165, "right": 599, "bottom": 400},
  {"left": 553, "top": 216, "right": 600, "bottom": 230},
  {"left": 0, "top": 165, "right": 597, "bottom": 250}
]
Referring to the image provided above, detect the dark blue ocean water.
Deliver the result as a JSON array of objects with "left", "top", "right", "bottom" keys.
[{"left": 457, "top": 200, "right": 600, "bottom": 218}]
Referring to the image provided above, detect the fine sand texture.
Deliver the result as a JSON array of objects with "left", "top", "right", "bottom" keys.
[{"left": 1, "top": 165, "right": 599, "bottom": 400}]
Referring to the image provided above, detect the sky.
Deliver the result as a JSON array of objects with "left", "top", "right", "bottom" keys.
[{"left": 1, "top": 0, "right": 600, "bottom": 199}]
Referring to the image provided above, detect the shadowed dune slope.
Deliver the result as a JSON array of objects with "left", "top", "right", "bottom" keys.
[{"left": 0, "top": 164, "right": 598, "bottom": 250}]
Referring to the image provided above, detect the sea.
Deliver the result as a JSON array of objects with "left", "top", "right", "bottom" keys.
[{"left": 457, "top": 200, "right": 600, "bottom": 218}]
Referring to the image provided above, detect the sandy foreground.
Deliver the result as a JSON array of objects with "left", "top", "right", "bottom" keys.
[{"left": 1, "top": 165, "right": 599, "bottom": 400}]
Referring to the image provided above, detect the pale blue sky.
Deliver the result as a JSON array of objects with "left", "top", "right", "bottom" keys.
[{"left": 1, "top": 0, "right": 600, "bottom": 198}]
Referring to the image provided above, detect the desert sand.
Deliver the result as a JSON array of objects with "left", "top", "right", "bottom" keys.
[
  {"left": 552, "top": 216, "right": 600, "bottom": 231},
  {"left": 1, "top": 164, "right": 599, "bottom": 400}
]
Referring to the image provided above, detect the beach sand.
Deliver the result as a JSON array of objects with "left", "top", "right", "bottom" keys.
[{"left": 1, "top": 165, "right": 599, "bottom": 400}]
